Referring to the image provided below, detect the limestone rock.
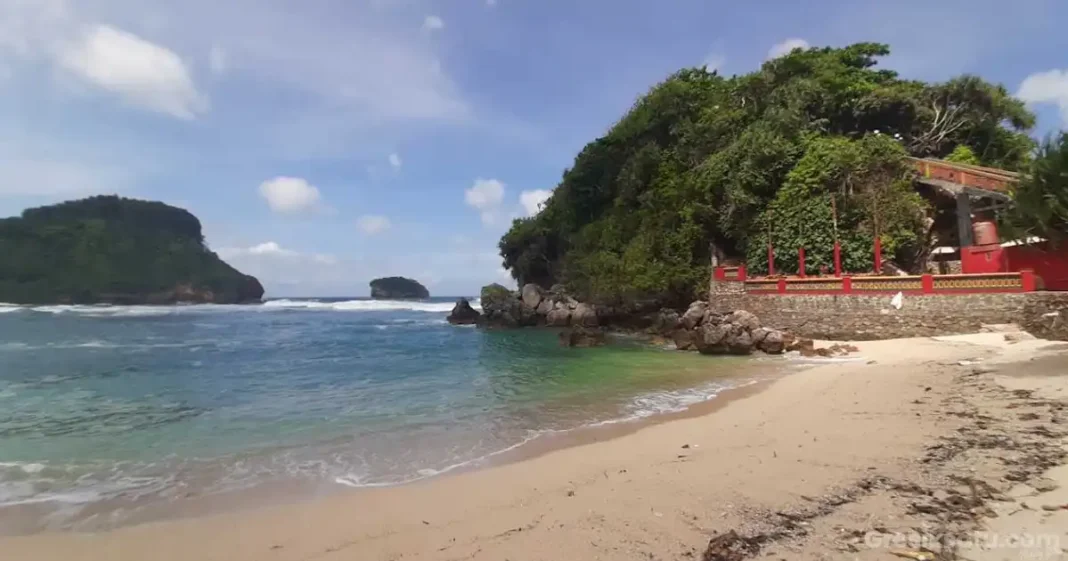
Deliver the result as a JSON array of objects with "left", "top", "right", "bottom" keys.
[
  {"left": 572, "top": 303, "right": 599, "bottom": 327},
  {"left": 760, "top": 330, "right": 785, "bottom": 354},
  {"left": 547, "top": 307, "right": 571, "bottom": 327},
  {"left": 695, "top": 323, "right": 729, "bottom": 354},
  {"left": 750, "top": 327, "right": 769, "bottom": 345},
  {"left": 726, "top": 328, "right": 753, "bottom": 354},
  {"left": 654, "top": 309, "right": 681, "bottom": 335},
  {"left": 536, "top": 298, "right": 553, "bottom": 316},
  {"left": 521, "top": 283, "right": 545, "bottom": 311},
  {"left": 726, "top": 310, "right": 761, "bottom": 332},
  {"left": 479, "top": 283, "right": 520, "bottom": 327},
  {"left": 672, "top": 328, "right": 695, "bottom": 351},
  {"left": 682, "top": 301, "right": 709, "bottom": 329},
  {"left": 446, "top": 298, "right": 481, "bottom": 325},
  {"left": 559, "top": 326, "right": 606, "bottom": 347}
]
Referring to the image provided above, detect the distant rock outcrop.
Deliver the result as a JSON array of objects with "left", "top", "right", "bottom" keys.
[
  {"left": 369, "top": 277, "right": 430, "bottom": 300},
  {"left": 446, "top": 298, "right": 481, "bottom": 325}
]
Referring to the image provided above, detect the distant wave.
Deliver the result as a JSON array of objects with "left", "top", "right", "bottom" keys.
[
  {"left": 262, "top": 299, "right": 480, "bottom": 314},
  {"left": 0, "top": 299, "right": 481, "bottom": 317}
]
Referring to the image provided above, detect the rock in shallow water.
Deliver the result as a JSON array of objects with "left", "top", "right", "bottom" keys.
[
  {"left": 446, "top": 298, "right": 481, "bottom": 325},
  {"left": 682, "top": 301, "right": 708, "bottom": 329},
  {"left": 572, "top": 303, "right": 598, "bottom": 327},
  {"left": 559, "top": 326, "right": 606, "bottom": 347}
]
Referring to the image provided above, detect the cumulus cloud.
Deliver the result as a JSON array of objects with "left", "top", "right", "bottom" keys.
[
  {"left": 465, "top": 178, "right": 506, "bottom": 226},
  {"left": 357, "top": 214, "right": 392, "bottom": 235},
  {"left": 258, "top": 176, "right": 323, "bottom": 214},
  {"left": 519, "top": 189, "right": 552, "bottom": 216},
  {"left": 388, "top": 152, "right": 402, "bottom": 169},
  {"left": 1018, "top": 69, "right": 1068, "bottom": 126},
  {"left": 58, "top": 25, "right": 207, "bottom": 119},
  {"left": 768, "top": 38, "right": 810, "bottom": 59},
  {"left": 422, "top": 15, "right": 444, "bottom": 31},
  {"left": 217, "top": 241, "right": 333, "bottom": 261}
]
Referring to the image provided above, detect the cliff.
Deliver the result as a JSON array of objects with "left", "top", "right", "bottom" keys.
[
  {"left": 369, "top": 277, "right": 430, "bottom": 300},
  {"left": 0, "top": 196, "right": 264, "bottom": 304}
]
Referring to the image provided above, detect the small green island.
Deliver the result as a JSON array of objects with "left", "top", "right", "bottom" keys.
[
  {"left": 369, "top": 277, "right": 430, "bottom": 300},
  {"left": 0, "top": 196, "right": 264, "bottom": 305}
]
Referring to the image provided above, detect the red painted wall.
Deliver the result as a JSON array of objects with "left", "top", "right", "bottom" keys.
[
  {"left": 1005, "top": 242, "right": 1068, "bottom": 291},
  {"left": 961, "top": 245, "right": 1007, "bottom": 274}
]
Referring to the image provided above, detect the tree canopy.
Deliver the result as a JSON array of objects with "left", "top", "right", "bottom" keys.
[
  {"left": 0, "top": 196, "right": 263, "bottom": 304},
  {"left": 499, "top": 43, "right": 1036, "bottom": 305},
  {"left": 1003, "top": 133, "right": 1068, "bottom": 246}
]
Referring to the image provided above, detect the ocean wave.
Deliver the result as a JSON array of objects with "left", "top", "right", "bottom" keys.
[{"left": 263, "top": 299, "right": 479, "bottom": 313}]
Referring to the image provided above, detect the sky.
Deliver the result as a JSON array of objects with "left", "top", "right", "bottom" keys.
[{"left": 2, "top": 0, "right": 1068, "bottom": 297}]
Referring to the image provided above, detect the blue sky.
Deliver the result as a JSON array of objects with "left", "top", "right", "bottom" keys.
[{"left": 2, "top": 0, "right": 1068, "bottom": 297}]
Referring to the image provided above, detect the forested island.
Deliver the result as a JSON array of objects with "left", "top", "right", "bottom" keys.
[
  {"left": 370, "top": 277, "right": 430, "bottom": 300},
  {"left": 498, "top": 43, "right": 1061, "bottom": 308},
  {"left": 0, "top": 196, "right": 264, "bottom": 304}
]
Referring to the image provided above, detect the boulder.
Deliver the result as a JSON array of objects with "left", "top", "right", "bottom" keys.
[
  {"left": 479, "top": 283, "right": 520, "bottom": 327},
  {"left": 572, "top": 303, "right": 599, "bottom": 327},
  {"left": 546, "top": 307, "right": 571, "bottom": 327},
  {"left": 672, "top": 328, "right": 695, "bottom": 351},
  {"left": 521, "top": 283, "right": 545, "bottom": 311},
  {"left": 446, "top": 298, "right": 482, "bottom": 325},
  {"left": 559, "top": 326, "right": 606, "bottom": 347},
  {"left": 726, "top": 329, "right": 754, "bottom": 355},
  {"left": 682, "top": 301, "right": 709, "bottom": 329},
  {"left": 750, "top": 327, "right": 769, "bottom": 345},
  {"left": 759, "top": 330, "right": 785, "bottom": 354},
  {"left": 536, "top": 298, "right": 554, "bottom": 316},
  {"left": 653, "top": 309, "right": 681, "bottom": 335},
  {"left": 703, "top": 310, "right": 724, "bottom": 326},
  {"left": 695, "top": 323, "right": 729, "bottom": 354},
  {"left": 726, "top": 310, "right": 761, "bottom": 332}
]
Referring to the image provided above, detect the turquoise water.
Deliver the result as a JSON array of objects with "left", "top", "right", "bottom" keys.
[{"left": 0, "top": 298, "right": 768, "bottom": 533}]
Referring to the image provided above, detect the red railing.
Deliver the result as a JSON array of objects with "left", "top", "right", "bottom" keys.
[{"left": 714, "top": 267, "right": 1036, "bottom": 295}]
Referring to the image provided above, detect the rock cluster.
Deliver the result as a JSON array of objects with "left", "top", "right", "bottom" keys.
[
  {"left": 448, "top": 285, "right": 811, "bottom": 357},
  {"left": 659, "top": 302, "right": 791, "bottom": 355},
  {"left": 475, "top": 283, "right": 596, "bottom": 328}
]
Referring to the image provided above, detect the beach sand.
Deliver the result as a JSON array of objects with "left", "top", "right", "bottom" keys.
[{"left": 6, "top": 332, "right": 1068, "bottom": 560}]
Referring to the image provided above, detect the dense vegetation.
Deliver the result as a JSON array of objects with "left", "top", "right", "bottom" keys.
[
  {"left": 369, "top": 277, "right": 430, "bottom": 299},
  {"left": 499, "top": 43, "right": 1037, "bottom": 306},
  {"left": 1004, "top": 133, "right": 1068, "bottom": 246},
  {"left": 0, "top": 196, "right": 264, "bottom": 304}
]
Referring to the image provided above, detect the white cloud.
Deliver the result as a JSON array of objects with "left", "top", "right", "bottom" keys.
[
  {"left": 702, "top": 53, "right": 725, "bottom": 72},
  {"left": 58, "top": 25, "right": 207, "bottom": 119},
  {"left": 357, "top": 214, "right": 392, "bottom": 235},
  {"left": 465, "top": 178, "right": 506, "bottom": 226},
  {"left": 1018, "top": 69, "right": 1068, "bottom": 126},
  {"left": 519, "top": 189, "right": 552, "bottom": 216},
  {"left": 247, "top": 241, "right": 293, "bottom": 256},
  {"left": 209, "top": 45, "right": 227, "bottom": 75},
  {"left": 388, "top": 152, "right": 402, "bottom": 169},
  {"left": 768, "top": 38, "right": 810, "bottom": 59},
  {"left": 422, "top": 15, "right": 444, "bottom": 31},
  {"left": 258, "top": 176, "right": 322, "bottom": 214}
]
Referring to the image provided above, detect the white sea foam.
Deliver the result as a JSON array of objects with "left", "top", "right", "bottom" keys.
[{"left": 264, "top": 299, "right": 478, "bottom": 313}]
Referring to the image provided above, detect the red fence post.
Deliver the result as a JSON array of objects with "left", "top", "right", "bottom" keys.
[
  {"left": 768, "top": 243, "right": 776, "bottom": 276},
  {"left": 1021, "top": 269, "right": 1036, "bottom": 292},
  {"left": 874, "top": 236, "right": 883, "bottom": 274},
  {"left": 713, "top": 267, "right": 725, "bottom": 281},
  {"left": 777, "top": 278, "right": 786, "bottom": 294},
  {"left": 842, "top": 276, "right": 852, "bottom": 294},
  {"left": 833, "top": 241, "right": 842, "bottom": 277},
  {"left": 921, "top": 274, "right": 934, "bottom": 294},
  {"left": 737, "top": 265, "right": 747, "bottom": 282},
  {"left": 798, "top": 247, "right": 806, "bottom": 278}
]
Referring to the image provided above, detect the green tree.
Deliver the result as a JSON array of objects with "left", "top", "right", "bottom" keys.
[{"left": 1003, "top": 133, "right": 1068, "bottom": 245}]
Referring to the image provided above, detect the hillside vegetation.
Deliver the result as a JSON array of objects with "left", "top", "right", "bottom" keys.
[
  {"left": 0, "top": 196, "right": 264, "bottom": 304},
  {"left": 499, "top": 43, "right": 1036, "bottom": 306}
]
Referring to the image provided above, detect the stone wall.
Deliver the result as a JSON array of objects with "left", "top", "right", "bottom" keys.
[{"left": 710, "top": 279, "right": 1068, "bottom": 340}]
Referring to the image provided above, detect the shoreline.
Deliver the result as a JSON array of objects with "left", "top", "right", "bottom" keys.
[
  {"left": 6, "top": 332, "right": 1068, "bottom": 560},
  {"left": 0, "top": 356, "right": 788, "bottom": 536}
]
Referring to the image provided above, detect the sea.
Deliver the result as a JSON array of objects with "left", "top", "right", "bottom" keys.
[{"left": 0, "top": 297, "right": 777, "bottom": 534}]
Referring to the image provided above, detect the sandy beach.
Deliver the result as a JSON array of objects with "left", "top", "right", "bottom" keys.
[{"left": 6, "top": 331, "right": 1068, "bottom": 561}]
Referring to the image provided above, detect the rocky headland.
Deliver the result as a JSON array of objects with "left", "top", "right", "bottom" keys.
[{"left": 447, "top": 283, "right": 815, "bottom": 355}]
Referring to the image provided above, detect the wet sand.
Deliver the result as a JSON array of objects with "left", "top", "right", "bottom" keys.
[{"left": 7, "top": 332, "right": 1068, "bottom": 560}]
